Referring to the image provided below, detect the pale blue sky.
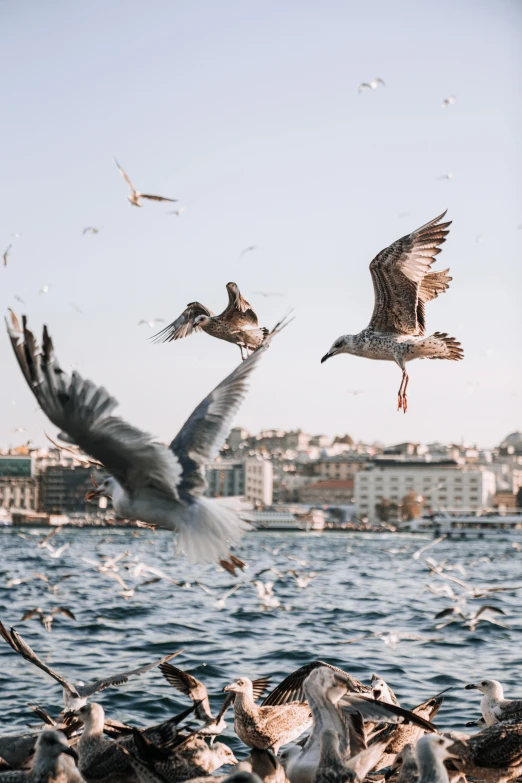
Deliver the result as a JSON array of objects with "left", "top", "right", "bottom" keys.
[{"left": 1, "top": 0, "right": 521, "bottom": 450}]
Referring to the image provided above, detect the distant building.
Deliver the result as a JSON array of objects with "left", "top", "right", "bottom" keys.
[
  {"left": 298, "top": 479, "right": 354, "bottom": 505},
  {"left": 206, "top": 460, "right": 245, "bottom": 498},
  {"left": 314, "top": 455, "right": 369, "bottom": 481},
  {"left": 39, "top": 465, "right": 98, "bottom": 515},
  {"left": 493, "top": 491, "right": 518, "bottom": 511},
  {"left": 355, "top": 459, "right": 496, "bottom": 522},
  {"left": 244, "top": 457, "right": 273, "bottom": 506},
  {"left": 0, "top": 455, "right": 39, "bottom": 511}
]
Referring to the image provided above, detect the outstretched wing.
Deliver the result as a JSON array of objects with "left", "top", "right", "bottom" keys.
[
  {"left": 339, "top": 694, "right": 437, "bottom": 732},
  {"left": 0, "top": 623, "right": 78, "bottom": 696},
  {"left": 222, "top": 282, "right": 258, "bottom": 325},
  {"left": 140, "top": 194, "right": 178, "bottom": 203},
  {"left": 169, "top": 317, "right": 289, "bottom": 498},
  {"left": 159, "top": 663, "right": 213, "bottom": 722},
  {"left": 262, "top": 661, "right": 369, "bottom": 707},
  {"left": 114, "top": 158, "right": 136, "bottom": 194},
  {"left": 78, "top": 650, "right": 182, "bottom": 698},
  {"left": 368, "top": 211, "right": 452, "bottom": 335},
  {"left": 151, "top": 302, "right": 213, "bottom": 343},
  {"left": 6, "top": 314, "right": 183, "bottom": 500}
]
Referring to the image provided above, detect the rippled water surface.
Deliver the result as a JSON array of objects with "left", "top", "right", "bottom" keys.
[{"left": 1, "top": 528, "right": 521, "bottom": 748}]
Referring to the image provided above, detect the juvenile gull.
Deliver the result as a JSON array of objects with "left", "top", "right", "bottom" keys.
[
  {"left": 358, "top": 78, "right": 385, "bottom": 93},
  {"left": 7, "top": 314, "right": 287, "bottom": 564},
  {"left": 153, "top": 282, "right": 269, "bottom": 360},
  {"left": 321, "top": 211, "right": 463, "bottom": 412},
  {"left": 114, "top": 159, "right": 177, "bottom": 208},
  {"left": 20, "top": 607, "right": 76, "bottom": 633},
  {"left": 464, "top": 680, "right": 522, "bottom": 725},
  {"left": 3, "top": 244, "right": 11, "bottom": 267},
  {"left": 0, "top": 729, "right": 80, "bottom": 783},
  {"left": 448, "top": 722, "right": 522, "bottom": 782},
  {"left": 415, "top": 735, "right": 455, "bottom": 783},
  {"left": 0, "top": 623, "right": 180, "bottom": 711},
  {"left": 314, "top": 729, "right": 386, "bottom": 783},
  {"left": 223, "top": 677, "right": 312, "bottom": 753}
]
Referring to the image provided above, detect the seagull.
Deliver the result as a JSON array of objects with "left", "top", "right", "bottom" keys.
[
  {"left": 437, "top": 172, "right": 454, "bottom": 180},
  {"left": 249, "top": 291, "right": 285, "bottom": 299},
  {"left": 0, "top": 622, "right": 181, "bottom": 710},
  {"left": 464, "top": 679, "right": 522, "bottom": 725},
  {"left": 167, "top": 205, "right": 186, "bottom": 216},
  {"left": 3, "top": 244, "right": 11, "bottom": 267},
  {"left": 434, "top": 605, "right": 507, "bottom": 631},
  {"left": 1, "top": 728, "right": 80, "bottom": 783},
  {"left": 7, "top": 312, "right": 287, "bottom": 565},
  {"left": 314, "top": 729, "right": 386, "bottom": 783},
  {"left": 138, "top": 318, "right": 165, "bottom": 329},
  {"left": 252, "top": 581, "right": 281, "bottom": 609},
  {"left": 441, "top": 95, "right": 456, "bottom": 108},
  {"left": 239, "top": 246, "right": 259, "bottom": 258},
  {"left": 32, "top": 573, "right": 73, "bottom": 594},
  {"left": 358, "top": 78, "right": 385, "bottom": 93},
  {"left": 82, "top": 227, "right": 102, "bottom": 235},
  {"left": 20, "top": 607, "right": 76, "bottom": 633},
  {"left": 320, "top": 211, "right": 463, "bottom": 413},
  {"left": 39, "top": 285, "right": 49, "bottom": 295},
  {"left": 195, "top": 581, "right": 243, "bottom": 610},
  {"left": 114, "top": 158, "right": 177, "bottom": 207},
  {"left": 14, "top": 295, "right": 25, "bottom": 304},
  {"left": 346, "top": 389, "right": 364, "bottom": 396},
  {"left": 415, "top": 735, "right": 455, "bottom": 783},
  {"left": 448, "top": 722, "right": 522, "bottom": 782},
  {"left": 412, "top": 535, "right": 447, "bottom": 561},
  {"left": 152, "top": 282, "right": 272, "bottom": 361}
]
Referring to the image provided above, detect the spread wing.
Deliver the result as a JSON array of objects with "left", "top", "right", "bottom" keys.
[
  {"left": 339, "top": 694, "right": 437, "bottom": 732},
  {"left": 159, "top": 663, "right": 213, "bottom": 721},
  {"left": 6, "top": 314, "right": 183, "bottom": 500},
  {"left": 114, "top": 158, "right": 136, "bottom": 194},
  {"left": 151, "top": 303, "right": 213, "bottom": 343},
  {"left": 169, "top": 318, "right": 288, "bottom": 498},
  {"left": 221, "top": 282, "right": 259, "bottom": 326},
  {"left": 368, "top": 211, "right": 452, "bottom": 335},
  {"left": 262, "top": 661, "right": 369, "bottom": 707},
  {"left": 139, "top": 194, "right": 178, "bottom": 203},
  {"left": 78, "top": 651, "right": 182, "bottom": 698}
]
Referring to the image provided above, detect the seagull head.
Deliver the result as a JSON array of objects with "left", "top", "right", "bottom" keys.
[
  {"left": 321, "top": 335, "right": 354, "bottom": 363},
  {"left": 72, "top": 702, "right": 105, "bottom": 731},
  {"left": 212, "top": 742, "right": 239, "bottom": 767},
  {"left": 416, "top": 735, "right": 457, "bottom": 763},
  {"left": 194, "top": 314, "right": 211, "bottom": 328},
  {"left": 85, "top": 476, "right": 116, "bottom": 502},
  {"left": 223, "top": 677, "right": 253, "bottom": 696},
  {"left": 464, "top": 679, "right": 504, "bottom": 698},
  {"left": 36, "top": 730, "right": 79, "bottom": 763}
]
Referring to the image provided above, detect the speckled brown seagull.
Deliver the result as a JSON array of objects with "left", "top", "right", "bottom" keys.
[
  {"left": 115, "top": 158, "right": 177, "bottom": 208},
  {"left": 153, "top": 282, "right": 269, "bottom": 360},
  {"left": 321, "top": 211, "right": 463, "bottom": 413}
]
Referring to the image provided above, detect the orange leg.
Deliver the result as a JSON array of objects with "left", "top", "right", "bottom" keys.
[{"left": 397, "top": 371, "right": 409, "bottom": 413}]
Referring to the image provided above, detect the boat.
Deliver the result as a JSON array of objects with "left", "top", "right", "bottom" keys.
[{"left": 409, "top": 511, "right": 522, "bottom": 539}]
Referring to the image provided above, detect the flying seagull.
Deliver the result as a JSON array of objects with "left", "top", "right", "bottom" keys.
[
  {"left": 153, "top": 282, "right": 270, "bottom": 360},
  {"left": 239, "top": 245, "right": 259, "bottom": 258},
  {"left": 0, "top": 622, "right": 182, "bottom": 711},
  {"left": 20, "top": 606, "right": 76, "bottom": 633},
  {"left": 82, "top": 227, "right": 102, "bottom": 235},
  {"left": 7, "top": 312, "right": 288, "bottom": 563},
  {"left": 358, "top": 78, "right": 385, "bottom": 93},
  {"left": 3, "top": 244, "right": 11, "bottom": 267},
  {"left": 114, "top": 158, "right": 177, "bottom": 208},
  {"left": 138, "top": 318, "right": 165, "bottom": 329},
  {"left": 321, "top": 211, "right": 463, "bottom": 412},
  {"left": 441, "top": 95, "right": 456, "bottom": 108}
]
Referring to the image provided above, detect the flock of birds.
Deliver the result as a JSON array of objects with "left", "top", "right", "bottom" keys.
[{"left": 1, "top": 629, "right": 522, "bottom": 783}]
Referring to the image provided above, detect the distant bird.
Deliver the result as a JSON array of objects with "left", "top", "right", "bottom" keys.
[
  {"left": 437, "top": 173, "right": 453, "bottom": 180},
  {"left": 441, "top": 95, "right": 456, "bottom": 108},
  {"left": 32, "top": 573, "right": 73, "bottom": 594},
  {"left": 358, "top": 78, "right": 385, "bottom": 93},
  {"left": 39, "top": 285, "right": 49, "bottom": 295},
  {"left": 114, "top": 158, "right": 177, "bottom": 208},
  {"left": 434, "top": 605, "right": 507, "bottom": 631},
  {"left": 138, "top": 318, "right": 165, "bottom": 329},
  {"left": 21, "top": 606, "right": 76, "bottom": 633},
  {"left": 252, "top": 581, "right": 280, "bottom": 609},
  {"left": 167, "top": 205, "right": 186, "bottom": 216},
  {"left": 346, "top": 389, "right": 364, "bottom": 396},
  {"left": 7, "top": 312, "right": 288, "bottom": 565},
  {"left": 321, "top": 211, "right": 463, "bottom": 413},
  {"left": 464, "top": 679, "right": 522, "bottom": 725},
  {"left": 14, "top": 295, "right": 25, "bottom": 304},
  {"left": 3, "top": 244, "right": 11, "bottom": 267},
  {"left": 239, "top": 246, "right": 259, "bottom": 258},
  {"left": 69, "top": 303, "right": 84, "bottom": 315},
  {"left": 82, "top": 226, "right": 102, "bottom": 235},
  {"left": 249, "top": 291, "right": 285, "bottom": 299},
  {"left": 195, "top": 581, "right": 242, "bottom": 610},
  {"left": 153, "top": 282, "right": 270, "bottom": 360},
  {"left": 0, "top": 623, "right": 181, "bottom": 710}
]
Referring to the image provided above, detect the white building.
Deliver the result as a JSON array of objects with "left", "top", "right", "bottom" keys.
[
  {"left": 244, "top": 457, "right": 273, "bottom": 506},
  {"left": 355, "top": 460, "right": 496, "bottom": 522}
]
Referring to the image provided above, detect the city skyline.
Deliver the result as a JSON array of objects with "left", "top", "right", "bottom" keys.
[{"left": 1, "top": 0, "right": 521, "bottom": 450}]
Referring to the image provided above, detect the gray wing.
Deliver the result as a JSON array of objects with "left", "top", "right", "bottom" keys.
[
  {"left": 151, "top": 302, "right": 213, "bottom": 343},
  {"left": 159, "top": 663, "right": 213, "bottom": 721},
  {"left": 6, "top": 314, "right": 182, "bottom": 500},
  {"left": 169, "top": 318, "right": 287, "bottom": 498},
  {"left": 368, "top": 211, "right": 452, "bottom": 335},
  {"left": 339, "top": 694, "right": 437, "bottom": 732},
  {"left": 262, "top": 661, "right": 369, "bottom": 707},
  {"left": 139, "top": 194, "right": 177, "bottom": 203},
  {"left": 78, "top": 650, "right": 182, "bottom": 698},
  {"left": 222, "top": 282, "right": 259, "bottom": 325},
  {"left": 465, "top": 723, "right": 522, "bottom": 768},
  {"left": 0, "top": 622, "right": 78, "bottom": 696}
]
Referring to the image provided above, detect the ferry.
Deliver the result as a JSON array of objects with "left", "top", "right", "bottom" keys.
[{"left": 409, "top": 511, "right": 522, "bottom": 539}]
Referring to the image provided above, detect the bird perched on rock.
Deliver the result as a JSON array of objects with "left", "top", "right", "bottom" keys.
[
  {"left": 464, "top": 679, "right": 522, "bottom": 725},
  {"left": 153, "top": 282, "right": 270, "bottom": 360},
  {"left": 321, "top": 211, "right": 463, "bottom": 413},
  {"left": 7, "top": 313, "right": 288, "bottom": 564},
  {"left": 223, "top": 677, "right": 312, "bottom": 753}
]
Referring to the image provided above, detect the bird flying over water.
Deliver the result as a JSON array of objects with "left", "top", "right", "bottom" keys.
[
  {"left": 7, "top": 312, "right": 288, "bottom": 564},
  {"left": 153, "top": 282, "right": 270, "bottom": 360},
  {"left": 358, "top": 78, "right": 385, "bottom": 94},
  {"left": 3, "top": 244, "right": 11, "bottom": 267},
  {"left": 321, "top": 211, "right": 463, "bottom": 413},
  {"left": 20, "top": 606, "right": 76, "bottom": 633},
  {"left": 114, "top": 158, "right": 177, "bottom": 208}
]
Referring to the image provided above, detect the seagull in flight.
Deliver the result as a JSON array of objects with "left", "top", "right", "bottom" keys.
[
  {"left": 321, "top": 211, "right": 463, "bottom": 413},
  {"left": 39, "top": 284, "right": 49, "bottom": 295},
  {"left": 21, "top": 606, "right": 76, "bottom": 633},
  {"left": 7, "top": 312, "right": 288, "bottom": 564},
  {"left": 114, "top": 158, "right": 177, "bottom": 208},
  {"left": 3, "top": 244, "right": 11, "bottom": 267},
  {"left": 239, "top": 245, "right": 259, "bottom": 258},
  {"left": 138, "top": 318, "right": 165, "bottom": 329},
  {"left": 358, "top": 78, "right": 385, "bottom": 93},
  {"left": 441, "top": 95, "right": 456, "bottom": 108},
  {"left": 82, "top": 226, "right": 102, "bottom": 235}
]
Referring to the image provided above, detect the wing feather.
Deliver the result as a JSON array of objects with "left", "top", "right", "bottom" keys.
[
  {"left": 151, "top": 303, "right": 213, "bottom": 344},
  {"left": 368, "top": 211, "right": 452, "bottom": 335},
  {"left": 222, "top": 282, "right": 259, "bottom": 325}
]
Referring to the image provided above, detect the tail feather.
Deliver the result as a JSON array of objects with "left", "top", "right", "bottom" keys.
[
  {"left": 174, "top": 497, "right": 251, "bottom": 563},
  {"left": 427, "top": 332, "right": 464, "bottom": 361}
]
